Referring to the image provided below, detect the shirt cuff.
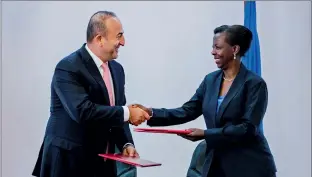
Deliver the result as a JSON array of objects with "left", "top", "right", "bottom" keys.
[
  {"left": 150, "top": 108, "right": 154, "bottom": 117},
  {"left": 122, "top": 106, "right": 130, "bottom": 122},
  {"left": 123, "top": 143, "right": 134, "bottom": 149}
]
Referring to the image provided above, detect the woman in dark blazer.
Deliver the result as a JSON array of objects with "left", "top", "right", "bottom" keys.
[{"left": 134, "top": 25, "right": 277, "bottom": 177}]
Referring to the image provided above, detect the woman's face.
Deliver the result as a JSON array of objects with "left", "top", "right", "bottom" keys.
[{"left": 211, "top": 32, "right": 236, "bottom": 69}]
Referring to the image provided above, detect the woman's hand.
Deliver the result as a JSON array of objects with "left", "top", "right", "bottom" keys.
[{"left": 178, "top": 128, "right": 205, "bottom": 142}]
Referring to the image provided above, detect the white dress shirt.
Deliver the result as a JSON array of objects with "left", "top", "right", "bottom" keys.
[
  {"left": 85, "top": 44, "right": 133, "bottom": 149},
  {"left": 85, "top": 44, "right": 130, "bottom": 121}
]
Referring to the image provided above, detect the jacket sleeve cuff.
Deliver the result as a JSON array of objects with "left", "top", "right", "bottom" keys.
[
  {"left": 204, "top": 128, "right": 223, "bottom": 141},
  {"left": 123, "top": 143, "right": 134, "bottom": 149}
]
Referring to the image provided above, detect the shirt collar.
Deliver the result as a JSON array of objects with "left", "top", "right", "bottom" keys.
[{"left": 85, "top": 44, "right": 105, "bottom": 69}]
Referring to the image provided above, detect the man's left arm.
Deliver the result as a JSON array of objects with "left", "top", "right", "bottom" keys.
[
  {"left": 113, "top": 120, "right": 134, "bottom": 152},
  {"left": 112, "top": 66, "right": 135, "bottom": 151}
]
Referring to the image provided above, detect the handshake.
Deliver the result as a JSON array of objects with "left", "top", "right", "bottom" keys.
[{"left": 127, "top": 104, "right": 152, "bottom": 126}]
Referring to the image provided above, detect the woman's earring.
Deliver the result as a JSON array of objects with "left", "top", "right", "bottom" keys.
[{"left": 233, "top": 54, "right": 236, "bottom": 60}]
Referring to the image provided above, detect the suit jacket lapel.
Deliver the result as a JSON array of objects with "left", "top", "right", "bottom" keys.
[
  {"left": 79, "top": 44, "right": 110, "bottom": 104},
  {"left": 209, "top": 72, "right": 223, "bottom": 127},
  {"left": 215, "top": 63, "right": 247, "bottom": 124},
  {"left": 108, "top": 61, "right": 119, "bottom": 105}
]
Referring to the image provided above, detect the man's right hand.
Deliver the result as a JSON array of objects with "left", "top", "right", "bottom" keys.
[
  {"left": 128, "top": 106, "right": 150, "bottom": 126},
  {"left": 129, "top": 104, "right": 152, "bottom": 116}
]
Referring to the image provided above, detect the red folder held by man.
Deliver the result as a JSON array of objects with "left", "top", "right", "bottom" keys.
[
  {"left": 98, "top": 153, "right": 162, "bottom": 167},
  {"left": 133, "top": 128, "right": 192, "bottom": 134}
]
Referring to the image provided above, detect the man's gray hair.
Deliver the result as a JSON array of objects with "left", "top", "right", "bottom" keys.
[{"left": 86, "top": 11, "right": 117, "bottom": 42}]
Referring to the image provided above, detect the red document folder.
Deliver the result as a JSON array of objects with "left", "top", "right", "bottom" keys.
[
  {"left": 98, "top": 154, "right": 162, "bottom": 167},
  {"left": 133, "top": 128, "right": 192, "bottom": 135}
]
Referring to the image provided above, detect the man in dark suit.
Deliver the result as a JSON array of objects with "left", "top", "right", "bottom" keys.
[
  {"left": 132, "top": 25, "right": 276, "bottom": 177},
  {"left": 32, "top": 11, "right": 150, "bottom": 177}
]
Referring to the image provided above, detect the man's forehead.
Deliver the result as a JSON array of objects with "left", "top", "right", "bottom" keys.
[{"left": 105, "top": 17, "right": 123, "bottom": 33}]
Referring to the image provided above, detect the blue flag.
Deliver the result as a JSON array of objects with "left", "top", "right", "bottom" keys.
[{"left": 243, "top": 1, "right": 264, "bottom": 133}]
